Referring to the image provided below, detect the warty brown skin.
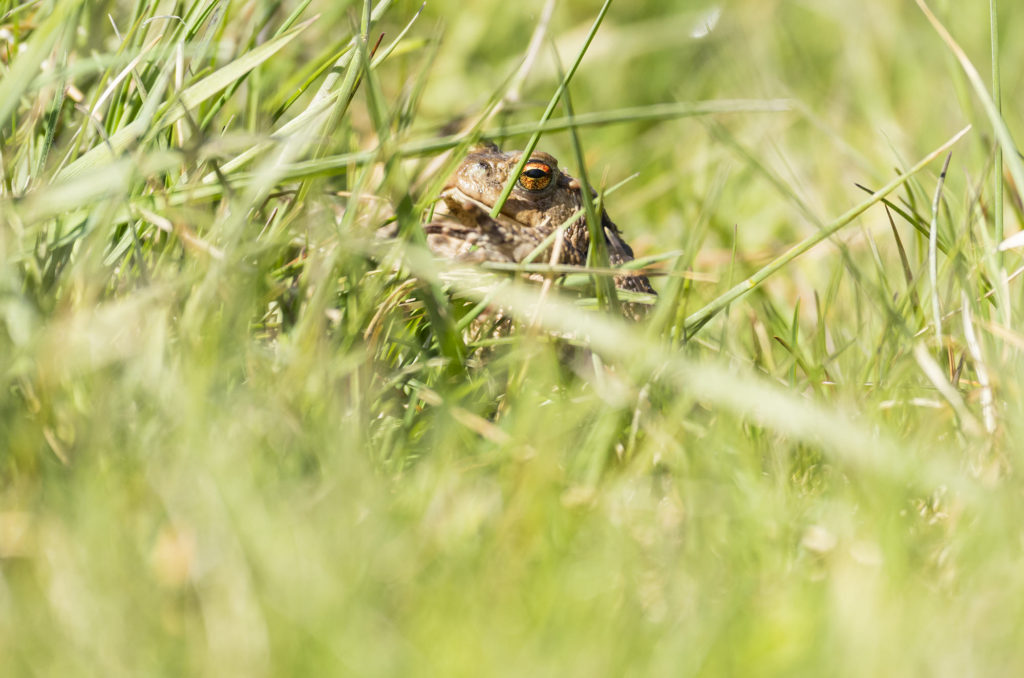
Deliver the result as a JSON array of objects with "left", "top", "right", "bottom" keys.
[{"left": 424, "top": 144, "right": 656, "bottom": 313}]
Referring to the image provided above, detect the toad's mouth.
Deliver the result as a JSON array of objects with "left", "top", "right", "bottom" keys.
[
  {"left": 436, "top": 188, "right": 565, "bottom": 236},
  {"left": 439, "top": 186, "right": 493, "bottom": 214},
  {"left": 438, "top": 186, "right": 542, "bottom": 232}
]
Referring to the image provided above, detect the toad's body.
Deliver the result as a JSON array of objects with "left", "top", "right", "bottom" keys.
[{"left": 425, "top": 144, "right": 656, "bottom": 304}]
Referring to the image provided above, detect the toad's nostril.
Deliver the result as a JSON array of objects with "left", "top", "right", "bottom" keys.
[{"left": 465, "top": 162, "right": 490, "bottom": 180}]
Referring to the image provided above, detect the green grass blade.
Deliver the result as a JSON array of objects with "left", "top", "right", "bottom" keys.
[
  {"left": 487, "top": 0, "right": 614, "bottom": 219},
  {"left": 56, "top": 15, "right": 317, "bottom": 182},
  {"left": 916, "top": 0, "right": 1024, "bottom": 233},
  {"left": 684, "top": 125, "right": 971, "bottom": 338},
  {"left": 0, "top": 0, "right": 80, "bottom": 131},
  {"left": 990, "top": 0, "right": 1004, "bottom": 253}
]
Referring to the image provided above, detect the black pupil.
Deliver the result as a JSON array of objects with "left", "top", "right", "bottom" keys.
[{"left": 524, "top": 168, "right": 548, "bottom": 178}]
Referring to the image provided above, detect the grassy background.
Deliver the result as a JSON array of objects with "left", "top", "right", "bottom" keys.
[{"left": 3, "top": 0, "right": 1024, "bottom": 675}]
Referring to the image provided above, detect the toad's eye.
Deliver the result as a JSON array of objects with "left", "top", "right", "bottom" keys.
[{"left": 518, "top": 161, "right": 554, "bottom": 192}]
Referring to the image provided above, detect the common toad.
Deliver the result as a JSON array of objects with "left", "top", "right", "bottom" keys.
[{"left": 425, "top": 143, "right": 656, "bottom": 316}]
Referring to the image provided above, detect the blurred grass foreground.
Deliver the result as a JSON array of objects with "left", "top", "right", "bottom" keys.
[{"left": 4, "top": 0, "right": 1024, "bottom": 675}]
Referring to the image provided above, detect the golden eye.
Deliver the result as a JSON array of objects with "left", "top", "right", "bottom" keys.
[{"left": 517, "top": 161, "right": 553, "bottom": 192}]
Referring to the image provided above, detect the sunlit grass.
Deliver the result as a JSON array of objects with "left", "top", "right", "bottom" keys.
[{"left": 3, "top": 0, "right": 1024, "bottom": 675}]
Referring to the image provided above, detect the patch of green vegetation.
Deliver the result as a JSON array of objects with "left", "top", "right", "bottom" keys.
[{"left": 2, "top": 0, "right": 1024, "bottom": 675}]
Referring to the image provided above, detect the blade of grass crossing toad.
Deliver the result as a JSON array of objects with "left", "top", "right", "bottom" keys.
[
  {"left": 402, "top": 252, "right": 978, "bottom": 494},
  {"left": 556, "top": 54, "right": 618, "bottom": 315},
  {"left": 488, "top": 0, "right": 614, "bottom": 220}
]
